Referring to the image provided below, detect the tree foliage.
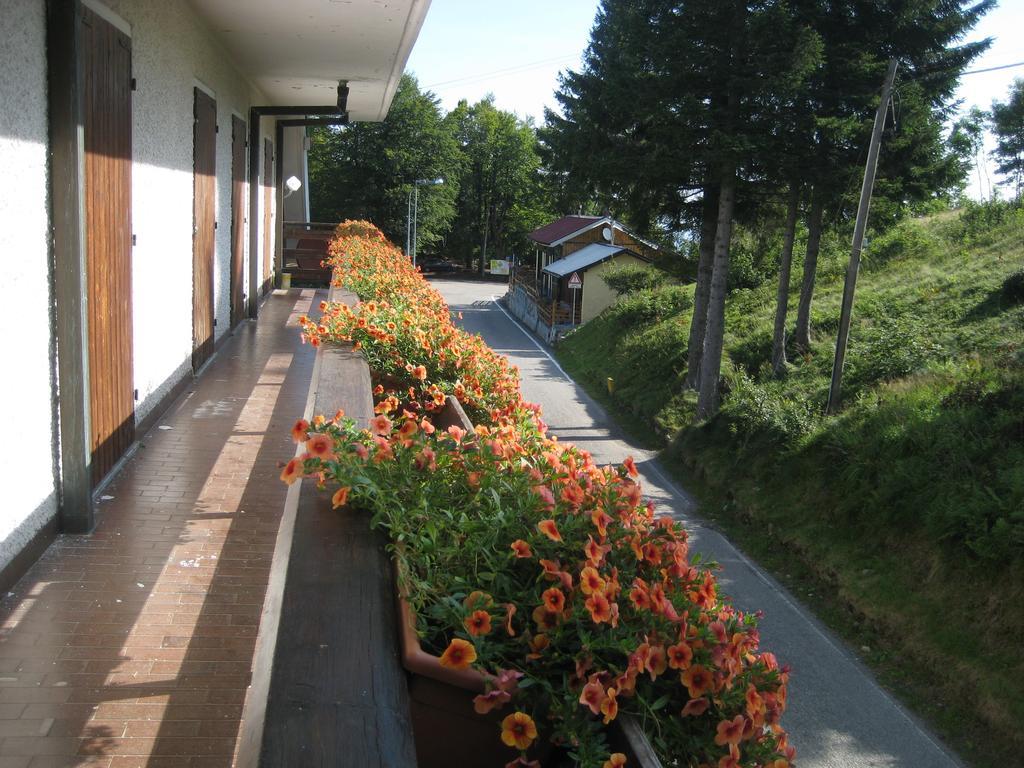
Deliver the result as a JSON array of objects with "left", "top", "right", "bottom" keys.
[
  {"left": 444, "top": 97, "right": 552, "bottom": 270},
  {"left": 308, "top": 76, "right": 551, "bottom": 264},
  {"left": 308, "top": 74, "right": 460, "bottom": 252},
  {"left": 990, "top": 78, "right": 1024, "bottom": 199}
]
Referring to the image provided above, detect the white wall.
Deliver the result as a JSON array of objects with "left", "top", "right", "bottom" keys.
[
  {"left": 96, "top": 0, "right": 274, "bottom": 423},
  {"left": 0, "top": 0, "right": 58, "bottom": 569}
]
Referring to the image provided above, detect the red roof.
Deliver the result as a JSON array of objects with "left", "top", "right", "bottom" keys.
[{"left": 528, "top": 215, "right": 604, "bottom": 246}]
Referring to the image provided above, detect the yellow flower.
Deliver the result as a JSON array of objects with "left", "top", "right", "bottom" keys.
[{"left": 500, "top": 711, "right": 537, "bottom": 750}]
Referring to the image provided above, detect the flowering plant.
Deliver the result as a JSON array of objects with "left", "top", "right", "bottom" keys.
[
  {"left": 298, "top": 221, "right": 524, "bottom": 427},
  {"left": 284, "top": 223, "right": 794, "bottom": 768}
]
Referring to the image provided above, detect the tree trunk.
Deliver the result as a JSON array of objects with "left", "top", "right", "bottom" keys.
[
  {"left": 684, "top": 183, "right": 719, "bottom": 389},
  {"left": 793, "top": 191, "right": 824, "bottom": 351},
  {"left": 771, "top": 185, "right": 800, "bottom": 375},
  {"left": 695, "top": 165, "right": 737, "bottom": 421}
]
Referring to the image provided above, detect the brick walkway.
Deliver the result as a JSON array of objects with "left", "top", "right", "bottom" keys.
[{"left": 0, "top": 290, "right": 320, "bottom": 768}]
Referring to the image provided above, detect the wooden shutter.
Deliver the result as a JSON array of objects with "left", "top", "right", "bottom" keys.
[
  {"left": 82, "top": 6, "right": 134, "bottom": 484},
  {"left": 192, "top": 88, "right": 217, "bottom": 371}
]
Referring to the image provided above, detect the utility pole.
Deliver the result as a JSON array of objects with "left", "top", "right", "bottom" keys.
[
  {"left": 480, "top": 205, "right": 489, "bottom": 278},
  {"left": 412, "top": 185, "right": 419, "bottom": 267},
  {"left": 406, "top": 188, "right": 412, "bottom": 258},
  {"left": 826, "top": 58, "right": 898, "bottom": 414}
]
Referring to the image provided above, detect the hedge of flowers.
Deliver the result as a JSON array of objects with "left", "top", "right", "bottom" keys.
[
  {"left": 288, "top": 222, "right": 794, "bottom": 768},
  {"left": 298, "top": 221, "right": 527, "bottom": 428}
]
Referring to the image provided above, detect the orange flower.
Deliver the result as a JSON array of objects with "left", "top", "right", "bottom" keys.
[
  {"left": 330, "top": 486, "right": 350, "bottom": 509},
  {"left": 280, "top": 458, "right": 302, "bottom": 485},
  {"left": 464, "top": 591, "right": 494, "bottom": 610},
  {"left": 714, "top": 715, "right": 745, "bottom": 747},
  {"left": 681, "top": 697, "right": 709, "bottom": 717},
  {"left": 504, "top": 603, "right": 517, "bottom": 636},
  {"left": 538, "top": 519, "right": 562, "bottom": 542},
  {"left": 370, "top": 414, "right": 392, "bottom": 435},
  {"left": 603, "top": 754, "right": 627, "bottom": 768},
  {"left": 411, "top": 364, "right": 428, "bottom": 381},
  {"left": 579, "top": 678, "right": 606, "bottom": 715},
  {"left": 527, "top": 633, "right": 549, "bottom": 658},
  {"left": 600, "top": 687, "right": 619, "bottom": 723},
  {"left": 500, "top": 712, "right": 537, "bottom": 750},
  {"left": 682, "top": 664, "right": 714, "bottom": 699},
  {"left": 542, "top": 587, "right": 566, "bottom": 614},
  {"left": 439, "top": 638, "right": 476, "bottom": 670},
  {"left": 561, "top": 481, "right": 585, "bottom": 506},
  {"left": 580, "top": 567, "right": 606, "bottom": 596},
  {"left": 464, "top": 610, "right": 492, "bottom": 637},
  {"left": 644, "top": 644, "right": 667, "bottom": 680},
  {"left": 591, "top": 510, "right": 613, "bottom": 538},
  {"left": 290, "top": 419, "right": 310, "bottom": 443},
  {"left": 398, "top": 418, "right": 418, "bottom": 440},
  {"left": 585, "top": 592, "right": 611, "bottom": 624},
  {"left": 629, "top": 581, "right": 651, "bottom": 611},
  {"left": 718, "top": 743, "right": 741, "bottom": 768},
  {"left": 667, "top": 641, "right": 694, "bottom": 670},
  {"left": 307, "top": 433, "right": 334, "bottom": 459},
  {"left": 622, "top": 456, "right": 639, "bottom": 478},
  {"left": 473, "top": 688, "right": 511, "bottom": 714},
  {"left": 510, "top": 540, "right": 533, "bottom": 558}
]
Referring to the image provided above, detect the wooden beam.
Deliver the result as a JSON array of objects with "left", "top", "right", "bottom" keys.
[
  {"left": 258, "top": 288, "right": 417, "bottom": 766},
  {"left": 47, "top": 0, "right": 95, "bottom": 532}
]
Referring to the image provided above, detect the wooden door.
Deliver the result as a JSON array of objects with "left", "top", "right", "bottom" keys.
[
  {"left": 192, "top": 88, "right": 217, "bottom": 372},
  {"left": 262, "top": 137, "right": 273, "bottom": 294},
  {"left": 82, "top": 6, "right": 134, "bottom": 484},
  {"left": 230, "top": 115, "right": 247, "bottom": 327}
]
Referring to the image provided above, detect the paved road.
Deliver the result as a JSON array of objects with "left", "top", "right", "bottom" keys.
[{"left": 433, "top": 278, "right": 961, "bottom": 768}]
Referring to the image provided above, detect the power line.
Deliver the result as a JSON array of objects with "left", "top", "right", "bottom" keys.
[
  {"left": 961, "top": 59, "right": 1024, "bottom": 76},
  {"left": 424, "top": 54, "right": 580, "bottom": 90}
]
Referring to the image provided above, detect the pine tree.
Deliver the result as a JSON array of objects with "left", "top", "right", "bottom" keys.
[{"left": 991, "top": 79, "right": 1024, "bottom": 199}]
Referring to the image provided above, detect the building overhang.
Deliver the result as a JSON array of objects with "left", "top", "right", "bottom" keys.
[{"left": 187, "top": 0, "right": 431, "bottom": 121}]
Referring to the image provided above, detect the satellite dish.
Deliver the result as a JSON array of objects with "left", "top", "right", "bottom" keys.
[{"left": 601, "top": 227, "right": 612, "bottom": 242}]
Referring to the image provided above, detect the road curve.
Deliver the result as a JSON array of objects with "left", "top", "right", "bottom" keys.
[{"left": 432, "top": 277, "right": 961, "bottom": 768}]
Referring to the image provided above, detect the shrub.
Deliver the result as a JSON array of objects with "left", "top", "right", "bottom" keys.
[
  {"left": 864, "top": 219, "right": 943, "bottom": 271},
  {"left": 1002, "top": 269, "right": 1024, "bottom": 305},
  {"left": 719, "top": 372, "right": 818, "bottom": 448},
  {"left": 610, "top": 284, "right": 693, "bottom": 326},
  {"left": 843, "top": 315, "right": 944, "bottom": 391},
  {"left": 600, "top": 264, "right": 667, "bottom": 296}
]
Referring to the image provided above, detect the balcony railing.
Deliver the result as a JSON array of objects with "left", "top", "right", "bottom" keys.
[{"left": 282, "top": 221, "right": 337, "bottom": 286}]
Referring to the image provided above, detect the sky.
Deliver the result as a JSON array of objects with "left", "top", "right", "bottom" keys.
[{"left": 406, "top": 0, "right": 1024, "bottom": 194}]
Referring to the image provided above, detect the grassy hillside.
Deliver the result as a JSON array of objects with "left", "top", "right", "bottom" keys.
[{"left": 555, "top": 201, "right": 1024, "bottom": 767}]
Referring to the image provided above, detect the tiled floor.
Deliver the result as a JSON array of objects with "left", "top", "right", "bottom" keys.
[{"left": 0, "top": 290, "right": 321, "bottom": 767}]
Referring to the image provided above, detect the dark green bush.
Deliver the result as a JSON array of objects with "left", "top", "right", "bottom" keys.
[
  {"left": 610, "top": 284, "right": 693, "bottom": 326},
  {"left": 864, "top": 220, "right": 943, "bottom": 270},
  {"left": 844, "top": 315, "right": 944, "bottom": 390},
  {"left": 719, "top": 372, "right": 818, "bottom": 448},
  {"left": 1002, "top": 269, "right": 1024, "bottom": 304},
  {"left": 600, "top": 264, "right": 667, "bottom": 296}
]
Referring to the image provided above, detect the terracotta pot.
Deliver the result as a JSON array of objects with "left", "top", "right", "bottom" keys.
[{"left": 396, "top": 591, "right": 534, "bottom": 767}]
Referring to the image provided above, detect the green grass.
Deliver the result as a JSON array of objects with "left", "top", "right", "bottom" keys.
[{"left": 555, "top": 201, "right": 1024, "bottom": 768}]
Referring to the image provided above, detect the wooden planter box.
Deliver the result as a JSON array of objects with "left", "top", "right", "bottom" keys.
[
  {"left": 396, "top": 593, "right": 662, "bottom": 768},
  {"left": 396, "top": 397, "right": 664, "bottom": 768}
]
